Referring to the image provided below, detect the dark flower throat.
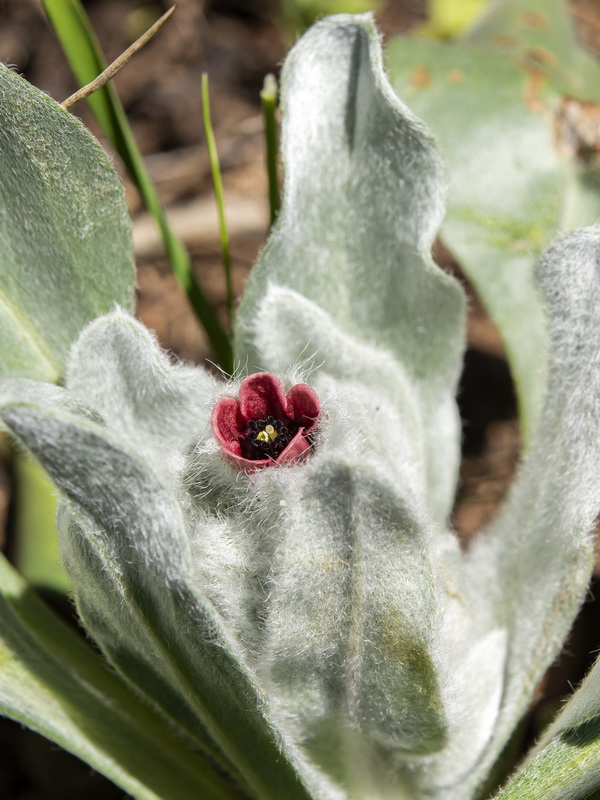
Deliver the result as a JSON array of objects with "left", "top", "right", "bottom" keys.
[{"left": 245, "top": 416, "right": 295, "bottom": 460}]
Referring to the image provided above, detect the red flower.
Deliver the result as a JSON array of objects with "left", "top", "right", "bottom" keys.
[{"left": 211, "top": 373, "right": 320, "bottom": 472}]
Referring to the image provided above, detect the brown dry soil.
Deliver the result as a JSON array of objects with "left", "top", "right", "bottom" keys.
[{"left": 1, "top": 0, "right": 600, "bottom": 797}]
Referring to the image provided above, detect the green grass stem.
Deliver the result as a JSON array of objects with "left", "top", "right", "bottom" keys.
[
  {"left": 261, "top": 73, "right": 281, "bottom": 226},
  {"left": 201, "top": 73, "right": 234, "bottom": 330},
  {"left": 42, "top": 0, "right": 232, "bottom": 372}
]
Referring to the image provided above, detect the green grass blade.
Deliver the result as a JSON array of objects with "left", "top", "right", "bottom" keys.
[
  {"left": 260, "top": 73, "right": 281, "bottom": 225},
  {"left": 42, "top": 0, "right": 232, "bottom": 372},
  {"left": 201, "top": 73, "right": 234, "bottom": 330}
]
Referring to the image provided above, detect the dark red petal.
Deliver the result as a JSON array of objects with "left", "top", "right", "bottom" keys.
[
  {"left": 239, "top": 372, "right": 287, "bottom": 421},
  {"left": 219, "top": 439, "right": 243, "bottom": 458},
  {"left": 211, "top": 396, "right": 245, "bottom": 447},
  {"left": 277, "top": 428, "right": 313, "bottom": 463},
  {"left": 286, "top": 384, "right": 320, "bottom": 432}
]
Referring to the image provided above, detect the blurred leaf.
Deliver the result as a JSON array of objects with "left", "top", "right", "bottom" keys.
[
  {"left": 0, "top": 553, "right": 237, "bottom": 800},
  {"left": 281, "top": 0, "right": 382, "bottom": 34},
  {"left": 12, "top": 455, "right": 70, "bottom": 594},
  {"left": 467, "top": 0, "right": 600, "bottom": 103},
  {"left": 418, "top": 0, "right": 487, "bottom": 39},
  {"left": 0, "top": 63, "right": 134, "bottom": 383},
  {"left": 388, "top": 0, "right": 600, "bottom": 442},
  {"left": 387, "top": 31, "right": 600, "bottom": 442}
]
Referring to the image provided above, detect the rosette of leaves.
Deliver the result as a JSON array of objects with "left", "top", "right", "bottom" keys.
[{"left": 1, "top": 12, "right": 600, "bottom": 800}]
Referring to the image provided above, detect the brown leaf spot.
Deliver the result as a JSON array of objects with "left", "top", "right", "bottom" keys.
[
  {"left": 493, "top": 34, "right": 518, "bottom": 47},
  {"left": 518, "top": 10, "right": 547, "bottom": 28},
  {"left": 524, "top": 69, "right": 545, "bottom": 112},
  {"left": 526, "top": 46, "right": 557, "bottom": 68},
  {"left": 409, "top": 66, "right": 431, "bottom": 89},
  {"left": 447, "top": 69, "right": 465, "bottom": 84}
]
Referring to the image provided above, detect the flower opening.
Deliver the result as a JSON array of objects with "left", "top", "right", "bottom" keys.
[{"left": 211, "top": 372, "right": 320, "bottom": 472}]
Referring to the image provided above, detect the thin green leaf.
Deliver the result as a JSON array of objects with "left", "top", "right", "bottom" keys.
[
  {"left": 202, "top": 73, "right": 234, "bottom": 329},
  {"left": 42, "top": 0, "right": 232, "bottom": 371},
  {"left": 492, "top": 642, "right": 600, "bottom": 799},
  {"left": 492, "top": 723, "right": 600, "bottom": 800},
  {"left": 0, "top": 63, "right": 134, "bottom": 383},
  {"left": 261, "top": 73, "right": 281, "bottom": 225},
  {"left": 0, "top": 553, "right": 237, "bottom": 800}
]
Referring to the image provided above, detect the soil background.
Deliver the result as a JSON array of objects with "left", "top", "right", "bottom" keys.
[{"left": 0, "top": 0, "right": 600, "bottom": 797}]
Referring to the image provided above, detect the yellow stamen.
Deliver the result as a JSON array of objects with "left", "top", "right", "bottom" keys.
[{"left": 256, "top": 424, "right": 279, "bottom": 443}]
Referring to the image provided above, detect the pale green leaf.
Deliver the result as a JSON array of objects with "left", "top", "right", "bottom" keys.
[
  {"left": 12, "top": 454, "right": 70, "bottom": 593},
  {"left": 0, "top": 553, "right": 236, "bottom": 800},
  {"left": 0, "top": 64, "right": 134, "bottom": 383},
  {"left": 235, "top": 14, "right": 466, "bottom": 525},
  {"left": 467, "top": 0, "right": 600, "bottom": 103},
  {"left": 387, "top": 38, "right": 563, "bottom": 442},
  {"left": 258, "top": 459, "right": 447, "bottom": 770},
  {"left": 388, "top": 1, "right": 600, "bottom": 443},
  {"left": 459, "top": 228, "right": 600, "bottom": 796}
]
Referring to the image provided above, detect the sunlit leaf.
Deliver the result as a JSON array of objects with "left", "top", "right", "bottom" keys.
[
  {"left": 0, "top": 64, "right": 134, "bottom": 383},
  {"left": 236, "top": 14, "right": 466, "bottom": 525}
]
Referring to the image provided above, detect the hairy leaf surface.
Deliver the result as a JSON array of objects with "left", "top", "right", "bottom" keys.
[
  {"left": 236, "top": 14, "right": 466, "bottom": 525},
  {"left": 0, "top": 64, "right": 134, "bottom": 383}
]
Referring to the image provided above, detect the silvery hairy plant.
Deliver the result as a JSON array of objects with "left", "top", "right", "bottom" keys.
[{"left": 2, "top": 11, "right": 600, "bottom": 800}]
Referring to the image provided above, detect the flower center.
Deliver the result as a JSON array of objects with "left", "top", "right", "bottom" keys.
[{"left": 245, "top": 416, "right": 294, "bottom": 459}]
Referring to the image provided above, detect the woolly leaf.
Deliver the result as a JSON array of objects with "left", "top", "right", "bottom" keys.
[
  {"left": 258, "top": 459, "right": 447, "bottom": 769},
  {"left": 235, "top": 13, "right": 465, "bottom": 525},
  {"left": 66, "top": 309, "right": 219, "bottom": 483},
  {"left": 458, "top": 228, "right": 600, "bottom": 795},
  {"left": 0, "top": 63, "right": 134, "bottom": 383},
  {"left": 256, "top": 288, "right": 423, "bottom": 479},
  {"left": 0, "top": 375, "right": 314, "bottom": 800},
  {"left": 0, "top": 554, "right": 236, "bottom": 800}
]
